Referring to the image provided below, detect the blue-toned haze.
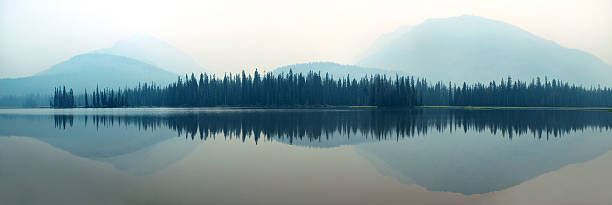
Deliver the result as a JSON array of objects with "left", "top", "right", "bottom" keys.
[
  {"left": 1, "top": 0, "right": 610, "bottom": 78},
  {"left": 358, "top": 15, "right": 612, "bottom": 85}
]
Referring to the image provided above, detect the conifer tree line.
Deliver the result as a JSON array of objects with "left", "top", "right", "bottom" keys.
[
  {"left": 51, "top": 86, "right": 75, "bottom": 108},
  {"left": 53, "top": 70, "right": 421, "bottom": 108},
  {"left": 85, "top": 86, "right": 128, "bottom": 108},
  {"left": 407, "top": 76, "right": 612, "bottom": 107},
  {"left": 444, "top": 76, "right": 612, "bottom": 107},
  {"left": 52, "top": 70, "right": 612, "bottom": 108}
]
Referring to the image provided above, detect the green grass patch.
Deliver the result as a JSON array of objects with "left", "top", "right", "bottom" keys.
[
  {"left": 348, "top": 106, "right": 377, "bottom": 109},
  {"left": 421, "top": 106, "right": 612, "bottom": 111}
]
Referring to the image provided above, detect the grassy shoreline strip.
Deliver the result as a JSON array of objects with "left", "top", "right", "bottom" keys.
[{"left": 421, "top": 106, "right": 612, "bottom": 111}]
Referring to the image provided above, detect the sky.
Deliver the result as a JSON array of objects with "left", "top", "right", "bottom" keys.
[{"left": 1, "top": 0, "right": 611, "bottom": 78}]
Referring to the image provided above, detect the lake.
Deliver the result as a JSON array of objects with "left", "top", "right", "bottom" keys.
[{"left": 1, "top": 108, "right": 611, "bottom": 205}]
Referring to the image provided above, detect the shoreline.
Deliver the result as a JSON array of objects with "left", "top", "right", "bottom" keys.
[
  {"left": 420, "top": 106, "right": 612, "bottom": 111},
  {"left": 1, "top": 105, "right": 611, "bottom": 112}
]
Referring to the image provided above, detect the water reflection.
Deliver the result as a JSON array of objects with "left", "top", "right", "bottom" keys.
[
  {"left": 50, "top": 109, "right": 612, "bottom": 143},
  {"left": 1, "top": 108, "right": 612, "bottom": 197}
]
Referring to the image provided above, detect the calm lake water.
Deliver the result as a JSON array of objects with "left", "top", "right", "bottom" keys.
[{"left": 1, "top": 108, "right": 612, "bottom": 205}]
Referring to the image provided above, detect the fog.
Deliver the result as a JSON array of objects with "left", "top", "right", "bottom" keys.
[{"left": 1, "top": 0, "right": 611, "bottom": 77}]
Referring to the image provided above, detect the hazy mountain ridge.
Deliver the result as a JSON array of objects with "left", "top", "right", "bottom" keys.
[
  {"left": 272, "top": 62, "right": 406, "bottom": 79},
  {"left": 0, "top": 53, "right": 177, "bottom": 96},
  {"left": 357, "top": 15, "right": 612, "bottom": 86},
  {"left": 355, "top": 25, "right": 412, "bottom": 62},
  {"left": 0, "top": 35, "right": 203, "bottom": 98},
  {"left": 93, "top": 35, "right": 207, "bottom": 75}
]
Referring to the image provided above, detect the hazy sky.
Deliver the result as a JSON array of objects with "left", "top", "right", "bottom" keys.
[{"left": 1, "top": 0, "right": 611, "bottom": 78}]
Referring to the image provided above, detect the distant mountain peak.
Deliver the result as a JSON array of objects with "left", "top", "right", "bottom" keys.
[
  {"left": 93, "top": 35, "right": 206, "bottom": 75},
  {"left": 0, "top": 53, "right": 177, "bottom": 96},
  {"left": 35, "top": 53, "right": 167, "bottom": 76},
  {"left": 357, "top": 15, "right": 612, "bottom": 86},
  {"left": 0, "top": 35, "right": 207, "bottom": 97}
]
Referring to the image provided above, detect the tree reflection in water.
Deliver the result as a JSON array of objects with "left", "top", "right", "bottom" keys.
[{"left": 53, "top": 109, "right": 612, "bottom": 143}]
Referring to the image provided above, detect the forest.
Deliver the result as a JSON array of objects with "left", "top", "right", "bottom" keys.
[{"left": 51, "top": 70, "right": 612, "bottom": 108}]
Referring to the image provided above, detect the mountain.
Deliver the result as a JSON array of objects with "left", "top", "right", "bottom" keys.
[
  {"left": 93, "top": 35, "right": 207, "bottom": 75},
  {"left": 357, "top": 15, "right": 612, "bottom": 86},
  {"left": 355, "top": 25, "right": 413, "bottom": 62},
  {"left": 272, "top": 62, "right": 406, "bottom": 79},
  {"left": 0, "top": 53, "right": 177, "bottom": 96}
]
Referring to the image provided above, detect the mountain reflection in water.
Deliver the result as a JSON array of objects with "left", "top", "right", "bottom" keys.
[{"left": 1, "top": 108, "right": 611, "bottom": 198}]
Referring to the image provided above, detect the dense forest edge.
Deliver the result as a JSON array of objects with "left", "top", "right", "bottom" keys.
[{"left": 50, "top": 69, "right": 612, "bottom": 108}]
